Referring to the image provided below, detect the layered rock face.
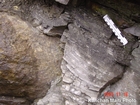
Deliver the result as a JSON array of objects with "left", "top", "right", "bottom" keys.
[
  {"left": 61, "top": 8, "right": 124, "bottom": 101},
  {"left": 0, "top": 0, "right": 140, "bottom": 105},
  {"left": 37, "top": 8, "right": 139, "bottom": 105}
]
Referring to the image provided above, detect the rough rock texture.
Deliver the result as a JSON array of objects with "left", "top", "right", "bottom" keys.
[
  {"left": 0, "top": 13, "right": 63, "bottom": 104},
  {"left": 124, "top": 24, "right": 140, "bottom": 37},
  {"left": 105, "top": 42, "right": 140, "bottom": 105},
  {"left": 0, "top": 96, "right": 30, "bottom": 105},
  {"left": 131, "top": 41, "right": 140, "bottom": 74},
  {"left": 59, "top": 9, "right": 136, "bottom": 105},
  {"left": 107, "top": 70, "right": 140, "bottom": 105},
  {"left": 36, "top": 8, "right": 138, "bottom": 105},
  {"left": 60, "top": 9, "right": 124, "bottom": 102},
  {"left": 0, "top": 0, "right": 140, "bottom": 105},
  {"left": 130, "top": 42, "right": 140, "bottom": 105},
  {"left": 2, "top": 0, "right": 71, "bottom": 37}
]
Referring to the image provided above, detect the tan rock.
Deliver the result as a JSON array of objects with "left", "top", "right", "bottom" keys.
[{"left": 0, "top": 13, "right": 63, "bottom": 102}]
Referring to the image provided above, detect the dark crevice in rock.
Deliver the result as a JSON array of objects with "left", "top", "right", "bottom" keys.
[
  {"left": 87, "top": 1, "right": 119, "bottom": 16},
  {"left": 109, "top": 33, "right": 117, "bottom": 41},
  {"left": 125, "top": 0, "right": 140, "bottom": 5},
  {"left": 89, "top": 0, "right": 140, "bottom": 23},
  {"left": 98, "top": 66, "right": 127, "bottom": 98},
  {"left": 43, "top": 26, "right": 67, "bottom": 36}
]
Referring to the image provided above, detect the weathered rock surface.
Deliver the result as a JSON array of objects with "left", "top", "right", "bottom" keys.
[
  {"left": 43, "top": 26, "right": 67, "bottom": 36},
  {"left": 55, "top": 0, "right": 70, "bottom": 5},
  {"left": 124, "top": 24, "right": 140, "bottom": 37},
  {"left": 130, "top": 43, "right": 140, "bottom": 105},
  {"left": 131, "top": 41, "right": 140, "bottom": 74},
  {"left": 103, "top": 42, "right": 140, "bottom": 105},
  {"left": 36, "top": 8, "right": 137, "bottom": 105},
  {"left": 0, "top": 0, "right": 140, "bottom": 105},
  {"left": 60, "top": 8, "right": 128, "bottom": 104},
  {"left": 6, "top": 1, "right": 71, "bottom": 37},
  {"left": 0, "top": 96, "right": 29, "bottom": 105},
  {"left": 0, "top": 13, "right": 63, "bottom": 104},
  {"left": 107, "top": 69, "right": 140, "bottom": 105}
]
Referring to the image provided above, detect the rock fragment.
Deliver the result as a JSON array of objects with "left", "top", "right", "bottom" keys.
[
  {"left": 124, "top": 24, "right": 140, "bottom": 37},
  {"left": 55, "top": 0, "right": 70, "bottom": 5}
]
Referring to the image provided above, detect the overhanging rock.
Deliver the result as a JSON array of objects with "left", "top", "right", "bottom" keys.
[{"left": 55, "top": 0, "right": 70, "bottom": 5}]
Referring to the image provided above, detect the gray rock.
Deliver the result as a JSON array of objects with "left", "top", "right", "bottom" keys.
[
  {"left": 35, "top": 7, "right": 137, "bottom": 105},
  {"left": 108, "top": 69, "right": 140, "bottom": 105},
  {"left": 1, "top": 1, "right": 138, "bottom": 105},
  {"left": 60, "top": 8, "right": 127, "bottom": 104},
  {"left": 43, "top": 26, "right": 67, "bottom": 36},
  {"left": 32, "top": 18, "right": 42, "bottom": 27},
  {"left": 131, "top": 42, "right": 140, "bottom": 73},
  {"left": 55, "top": 0, "right": 70, "bottom": 5},
  {"left": 102, "top": 42, "right": 140, "bottom": 105},
  {"left": 63, "top": 74, "right": 73, "bottom": 83},
  {"left": 124, "top": 24, "right": 140, "bottom": 37},
  {"left": 36, "top": 76, "right": 64, "bottom": 105},
  {"left": 0, "top": 96, "right": 29, "bottom": 105}
]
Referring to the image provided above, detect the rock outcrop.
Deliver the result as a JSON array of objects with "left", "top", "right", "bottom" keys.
[
  {"left": 0, "top": 13, "right": 63, "bottom": 104},
  {"left": 0, "top": 0, "right": 140, "bottom": 105},
  {"left": 36, "top": 8, "right": 138, "bottom": 105}
]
